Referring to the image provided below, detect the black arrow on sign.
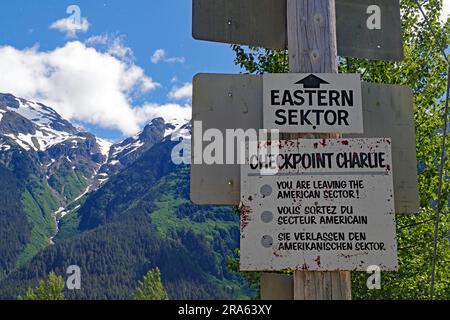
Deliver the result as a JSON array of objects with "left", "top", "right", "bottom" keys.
[{"left": 295, "top": 74, "right": 329, "bottom": 89}]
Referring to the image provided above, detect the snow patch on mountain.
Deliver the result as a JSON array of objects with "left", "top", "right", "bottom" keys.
[
  {"left": 4, "top": 129, "right": 72, "bottom": 152},
  {"left": 164, "top": 117, "right": 190, "bottom": 138},
  {"left": 166, "top": 122, "right": 192, "bottom": 141},
  {"left": 11, "top": 99, "right": 57, "bottom": 127},
  {"left": 96, "top": 138, "right": 112, "bottom": 158},
  {"left": 0, "top": 144, "right": 10, "bottom": 152}
]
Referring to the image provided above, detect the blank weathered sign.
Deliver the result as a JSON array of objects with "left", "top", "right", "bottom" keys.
[
  {"left": 191, "top": 74, "right": 419, "bottom": 214},
  {"left": 190, "top": 74, "right": 263, "bottom": 205},
  {"left": 193, "top": 0, "right": 287, "bottom": 50},
  {"left": 336, "top": 0, "right": 404, "bottom": 61},
  {"left": 192, "top": 0, "right": 404, "bottom": 61},
  {"left": 240, "top": 138, "right": 398, "bottom": 271},
  {"left": 345, "top": 83, "right": 419, "bottom": 215}
]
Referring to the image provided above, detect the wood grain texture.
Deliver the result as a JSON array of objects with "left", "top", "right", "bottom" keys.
[
  {"left": 287, "top": 0, "right": 338, "bottom": 73},
  {"left": 287, "top": 0, "right": 351, "bottom": 300}
]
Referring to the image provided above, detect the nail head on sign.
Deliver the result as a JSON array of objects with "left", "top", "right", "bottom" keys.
[
  {"left": 261, "top": 211, "right": 274, "bottom": 223},
  {"left": 261, "top": 235, "right": 274, "bottom": 248},
  {"left": 314, "top": 14, "right": 323, "bottom": 24},
  {"left": 260, "top": 185, "right": 273, "bottom": 197},
  {"left": 311, "top": 50, "right": 320, "bottom": 60}
]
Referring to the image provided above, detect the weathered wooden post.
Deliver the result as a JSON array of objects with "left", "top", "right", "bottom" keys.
[{"left": 286, "top": 0, "right": 351, "bottom": 300}]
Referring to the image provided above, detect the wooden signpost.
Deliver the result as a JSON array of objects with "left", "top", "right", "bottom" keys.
[{"left": 191, "top": 0, "right": 417, "bottom": 300}]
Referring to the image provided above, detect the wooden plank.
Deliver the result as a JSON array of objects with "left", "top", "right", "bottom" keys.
[
  {"left": 260, "top": 273, "right": 294, "bottom": 300},
  {"left": 287, "top": 0, "right": 337, "bottom": 73},
  {"left": 193, "top": 0, "right": 287, "bottom": 49},
  {"left": 292, "top": 272, "right": 306, "bottom": 300},
  {"left": 286, "top": 0, "right": 351, "bottom": 301},
  {"left": 190, "top": 74, "right": 262, "bottom": 205},
  {"left": 346, "top": 83, "right": 420, "bottom": 214},
  {"left": 336, "top": 0, "right": 404, "bottom": 61},
  {"left": 323, "top": 272, "right": 333, "bottom": 299}
]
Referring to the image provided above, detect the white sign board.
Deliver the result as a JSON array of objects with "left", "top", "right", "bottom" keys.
[
  {"left": 240, "top": 138, "right": 398, "bottom": 271},
  {"left": 263, "top": 74, "right": 363, "bottom": 133}
]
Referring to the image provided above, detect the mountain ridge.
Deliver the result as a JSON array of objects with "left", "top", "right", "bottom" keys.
[{"left": 0, "top": 93, "right": 246, "bottom": 299}]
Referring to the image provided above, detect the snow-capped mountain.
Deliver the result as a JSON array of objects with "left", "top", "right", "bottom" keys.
[
  {"left": 0, "top": 92, "right": 191, "bottom": 202},
  {"left": 98, "top": 116, "right": 190, "bottom": 178},
  {"left": 0, "top": 93, "right": 109, "bottom": 157},
  {"left": 0, "top": 93, "right": 241, "bottom": 301},
  {"left": 0, "top": 93, "right": 111, "bottom": 204}
]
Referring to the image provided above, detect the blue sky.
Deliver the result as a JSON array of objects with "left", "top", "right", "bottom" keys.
[
  {"left": 0, "top": 0, "right": 240, "bottom": 141},
  {"left": 1, "top": 1, "right": 448, "bottom": 141}
]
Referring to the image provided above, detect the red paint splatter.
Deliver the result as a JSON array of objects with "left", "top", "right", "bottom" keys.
[
  {"left": 314, "top": 256, "right": 321, "bottom": 268},
  {"left": 240, "top": 205, "right": 252, "bottom": 235},
  {"left": 301, "top": 263, "right": 310, "bottom": 271},
  {"left": 341, "top": 140, "right": 349, "bottom": 146},
  {"left": 320, "top": 139, "right": 327, "bottom": 147},
  {"left": 273, "top": 250, "right": 282, "bottom": 257}
]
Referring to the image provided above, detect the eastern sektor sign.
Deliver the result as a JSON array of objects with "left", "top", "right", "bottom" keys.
[
  {"left": 240, "top": 138, "right": 398, "bottom": 271},
  {"left": 193, "top": 0, "right": 404, "bottom": 61},
  {"left": 264, "top": 74, "right": 363, "bottom": 133},
  {"left": 191, "top": 74, "right": 419, "bottom": 214}
]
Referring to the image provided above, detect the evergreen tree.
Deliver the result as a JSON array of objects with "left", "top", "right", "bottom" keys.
[
  {"left": 18, "top": 272, "right": 65, "bottom": 300},
  {"left": 133, "top": 268, "right": 168, "bottom": 300}
]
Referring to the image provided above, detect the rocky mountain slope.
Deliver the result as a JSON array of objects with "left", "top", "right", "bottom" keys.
[{"left": 0, "top": 93, "right": 246, "bottom": 299}]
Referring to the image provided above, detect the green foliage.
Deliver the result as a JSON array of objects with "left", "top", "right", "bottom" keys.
[
  {"left": 228, "top": 0, "right": 450, "bottom": 300},
  {"left": 54, "top": 210, "right": 81, "bottom": 241},
  {"left": 134, "top": 268, "right": 168, "bottom": 300},
  {"left": 0, "top": 213, "right": 238, "bottom": 300},
  {"left": 343, "top": 0, "right": 450, "bottom": 300},
  {"left": 0, "top": 139, "right": 248, "bottom": 300},
  {"left": 77, "top": 140, "right": 180, "bottom": 231},
  {"left": 18, "top": 272, "right": 65, "bottom": 300},
  {"left": 0, "top": 164, "right": 30, "bottom": 279},
  {"left": 232, "top": 45, "right": 288, "bottom": 74},
  {"left": 17, "top": 187, "right": 55, "bottom": 266},
  {"left": 17, "top": 174, "right": 60, "bottom": 266},
  {"left": 226, "top": 249, "right": 261, "bottom": 299},
  {"left": 48, "top": 163, "right": 88, "bottom": 203}
]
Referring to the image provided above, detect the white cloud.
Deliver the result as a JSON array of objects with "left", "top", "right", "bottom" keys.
[
  {"left": 151, "top": 49, "right": 185, "bottom": 64},
  {"left": 168, "top": 83, "right": 193, "bottom": 101},
  {"left": 135, "top": 103, "right": 191, "bottom": 124},
  {"left": 165, "top": 56, "right": 186, "bottom": 64},
  {"left": 151, "top": 49, "right": 166, "bottom": 64},
  {"left": 0, "top": 41, "right": 166, "bottom": 135},
  {"left": 50, "top": 17, "right": 89, "bottom": 38},
  {"left": 86, "top": 34, "right": 134, "bottom": 62}
]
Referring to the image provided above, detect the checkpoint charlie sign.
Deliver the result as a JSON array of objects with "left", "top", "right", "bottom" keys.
[
  {"left": 240, "top": 138, "right": 398, "bottom": 271},
  {"left": 264, "top": 73, "right": 363, "bottom": 133}
]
